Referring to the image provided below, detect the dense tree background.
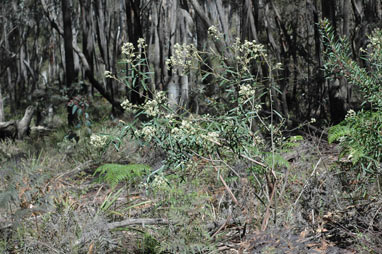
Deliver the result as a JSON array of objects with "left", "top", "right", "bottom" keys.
[
  {"left": 2, "top": 1, "right": 382, "bottom": 252},
  {"left": 1, "top": 0, "right": 381, "bottom": 126}
]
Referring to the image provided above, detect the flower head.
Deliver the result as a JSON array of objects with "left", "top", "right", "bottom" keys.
[
  {"left": 137, "top": 38, "right": 147, "bottom": 49},
  {"left": 138, "top": 125, "right": 156, "bottom": 142},
  {"left": 90, "top": 134, "right": 108, "bottom": 148},
  {"left": 121, "top": 42, "right": 135, "bottom": 63},
  {"left": 345, "top": 109, "right": 356, "bottom": 119},
  {"left": 121, "top": 99, "right": 136, "bottom": 113},
  {"left": 104, "top": 70, "right": 114, "bottom": 79},
  {"left": 239, "top": 84, "right": 256, "bottom": 103},
  {"left": 208, "top": 25, "right": 222, "bottom": 40},
  {"left": 166, "top": 43, "right": 196, "bottom": 75}
]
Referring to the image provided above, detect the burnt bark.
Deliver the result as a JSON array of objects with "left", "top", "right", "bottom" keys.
[
  {"left": 125, "top": 0, "right": 145, "bottom": 105},
  {"left": 62, "top": 0, "right": 77, "bottom": 126},
  {"left": 322, "top": 0, "right": 346, "bottom": 124}
]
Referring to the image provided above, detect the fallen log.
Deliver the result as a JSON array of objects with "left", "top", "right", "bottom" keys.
[{"left": 0, "top": 106, "right": 35, "bottom": 140}]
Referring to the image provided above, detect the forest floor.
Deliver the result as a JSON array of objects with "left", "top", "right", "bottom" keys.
[{"left": 1, "top": 118, "right": 381, "bottom": 254}]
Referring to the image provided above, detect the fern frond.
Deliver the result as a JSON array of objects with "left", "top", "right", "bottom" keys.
[
  {"left": 282, "top": 135, "right": 304, "bottom": 149},
  {"left": 94, "top": 163, "right": 150, "bottom": 188},
  {"left": 328, "top": 124, "right": 351, "bottom": 143},
  {"left": 264, "top": 153, "right": 290, "bottom": 168}
]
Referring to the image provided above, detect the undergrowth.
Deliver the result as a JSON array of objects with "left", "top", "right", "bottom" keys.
[{"left": 2, "top": 22, "right": 382, "bottom": 254}]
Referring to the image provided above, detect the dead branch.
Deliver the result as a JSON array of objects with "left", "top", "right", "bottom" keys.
[{"left": 107, "top": 218, "right": 169, "bottom": 230}]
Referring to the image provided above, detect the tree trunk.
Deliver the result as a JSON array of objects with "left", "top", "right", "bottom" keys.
[
  {"left": 0, "top": 89, "right": 4, "bottom": 122},
  {"left": 62, "top": 0, "right": 77, "bottom": 126},
  {"left": 322, "top": 0, "right": 346, "bottom": 124},
  {"left": 126, "top": 0, "right": 145, "bottom": 105},
  {"left": 41, "top": 0, "right": 124, "bottom": 114}
]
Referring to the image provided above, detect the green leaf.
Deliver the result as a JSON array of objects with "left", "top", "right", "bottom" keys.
[{"left": 72, "top": 105, "right": 78, "bottom": 115}]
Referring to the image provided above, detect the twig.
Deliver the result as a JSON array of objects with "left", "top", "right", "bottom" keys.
[
  {"left": 211, "top": 214, "right": 232, "bottom": 238},
  {"left": 210, "top": 155, "right": 240, "bottom": 207},
  {"left": 240, "top": 154, "right": 267, "bottom": 168},
  {"left": 0, "top": 212, "right": 44, "bottom": 230},
  {"left": 55, "top": 160, "right": 92, "bottom": 180},
  {"left": 216, "top": 153, "right": 240, "bottom": 178},
  {"left": 92, "top": 185, "right": 104, "bottom": 205},
  {"left": 107, "top": 218, "right": 169, "bottom": 230},
  {"left": 261, "top": 179, "right": 277, "bottom": 231},
  {"left": 279, "top": 166, "right": 290, "bottom": 198},
  {"left": 29, "top": 240, "right": 61, "bottom": 253},
  {"left": 293, "top": 158, "right": 321, "bottom": 206}
]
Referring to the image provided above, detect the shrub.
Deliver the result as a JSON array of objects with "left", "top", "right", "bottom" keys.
[
  {"left": 97, "top": 27, "right": 301, "bottom": 252},
  {"left": 321, "top": 19, "right": 382, "bottom": 174},
  {"left": 106, "top": 33, "right": 289, "bottom": 176}
]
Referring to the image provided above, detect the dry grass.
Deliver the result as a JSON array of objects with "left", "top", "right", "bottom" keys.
[{"left": 1, "top": 128, "right": 381, "bottom": 253}]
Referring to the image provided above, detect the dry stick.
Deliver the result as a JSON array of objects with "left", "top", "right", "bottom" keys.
[
  {"left": 211, "top": 214, "right": 232, "bottom": 238},
  {"left": 30, "top": 240, "right": 61, "bottom": 254},
  {"left": 279, "top": 166, "right": 290, "bottom": 198},
  {"left": 107, "top": 218, "right": 169, "bottom": 230},
  {"left": 55, "top": 160, "right": 93, "bottom": 180},
  {"left": 92, "top": 185, "right": 104, "bottom": 205},
  {"left": 209, "top": 155, "right": 240, "bottom": 207},
  {"left": 240, "top": 153, "right": 267, "bottom": 168},
  {"left": 216, "top": 152, "right": 240, "bottom": 178},
  {"left": 261, "top": 178, "right": 277, "bottom": 232},
  {"left": 73, "top": 218, "right": 170, "bottom": 248},
  {"left": 293, "top": 158, "right": 321, "bottom": 206}
]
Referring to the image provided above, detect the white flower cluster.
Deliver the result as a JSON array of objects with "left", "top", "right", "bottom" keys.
[
  {"left": 165, "top": 113, "right": 177, "bottom": 124},
  {"left": 367, "top": 29, "right": 382, "bottom": 63},
  {"left": 170, "top": 119, "right": 196, "bottom": 137},
  {"left": 121, "top": 42, "right": 135, "bottom": 63},
  {"left": 181, "top": 120, "right": 196, "bottom": 134},
  {"left": 252, "top": 135, "right": 264, "bottom": 145},
  {"left": 155, "top": 91, "right": 167, "bottom": 103},
  {"left": 104, "top": 70, "right": 114, "bottom": 79},
  {"left": 137, "top": 38, "right": 147, "bottom": 49},
  {"left": 171, "top": 127, "right": 181, "bottom": 135},
  {"left": 140, "top": 125, "right": 156, "bottom": 141},
  {"left": 143, "top": 91, "right": 167, "bottom": 117},
  {"left": 345, "top": 109, "right": 356, "bottom": 119},
  {"left": 368, "top": 29, "right": 382, "bottom": 50},
  {"left": 233, "top": 38, "right": 266, "bottom": 69},
  {"left": 239, "top": 84, "right": 258, "bottom": 104},
  {"left": 242, "top": 40, "right": 266, "bottom": 56},
  {"left": 239, "top": 84, "right": 256, "bottom": 99},
  {"left": 208, "top": 25, "right": 222, "bottom": 40},
  {"left": 166, "top": 43, "right": 196, "bottom": 74},
  {"left": 144, "top": 100, "right": 159, "bottom": 117},
  {"left": 90, "top": 134, "right": 108, "bottom": 148},
  {"left": 274, "top": 62, "right": 283, "bottom": 70},
  {"left": 151, "top": 174, "right": 167, "bottom": 190},
  {"left": 121, "top": 99, "right": 136, "bottom": 113},
  {"left": 255, "top": 104, "right": 262, "bottom": 112},
  {"left": 201, "top": 131, "right": 220, "bottom": 145}
]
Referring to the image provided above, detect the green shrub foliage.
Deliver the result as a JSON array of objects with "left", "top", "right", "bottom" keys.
[
  {"left": 104, "top": 30, "right": 291, "bottom": 175},
  {"left": 321, "top": 19, "right": 382, "bottom": 172}
]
